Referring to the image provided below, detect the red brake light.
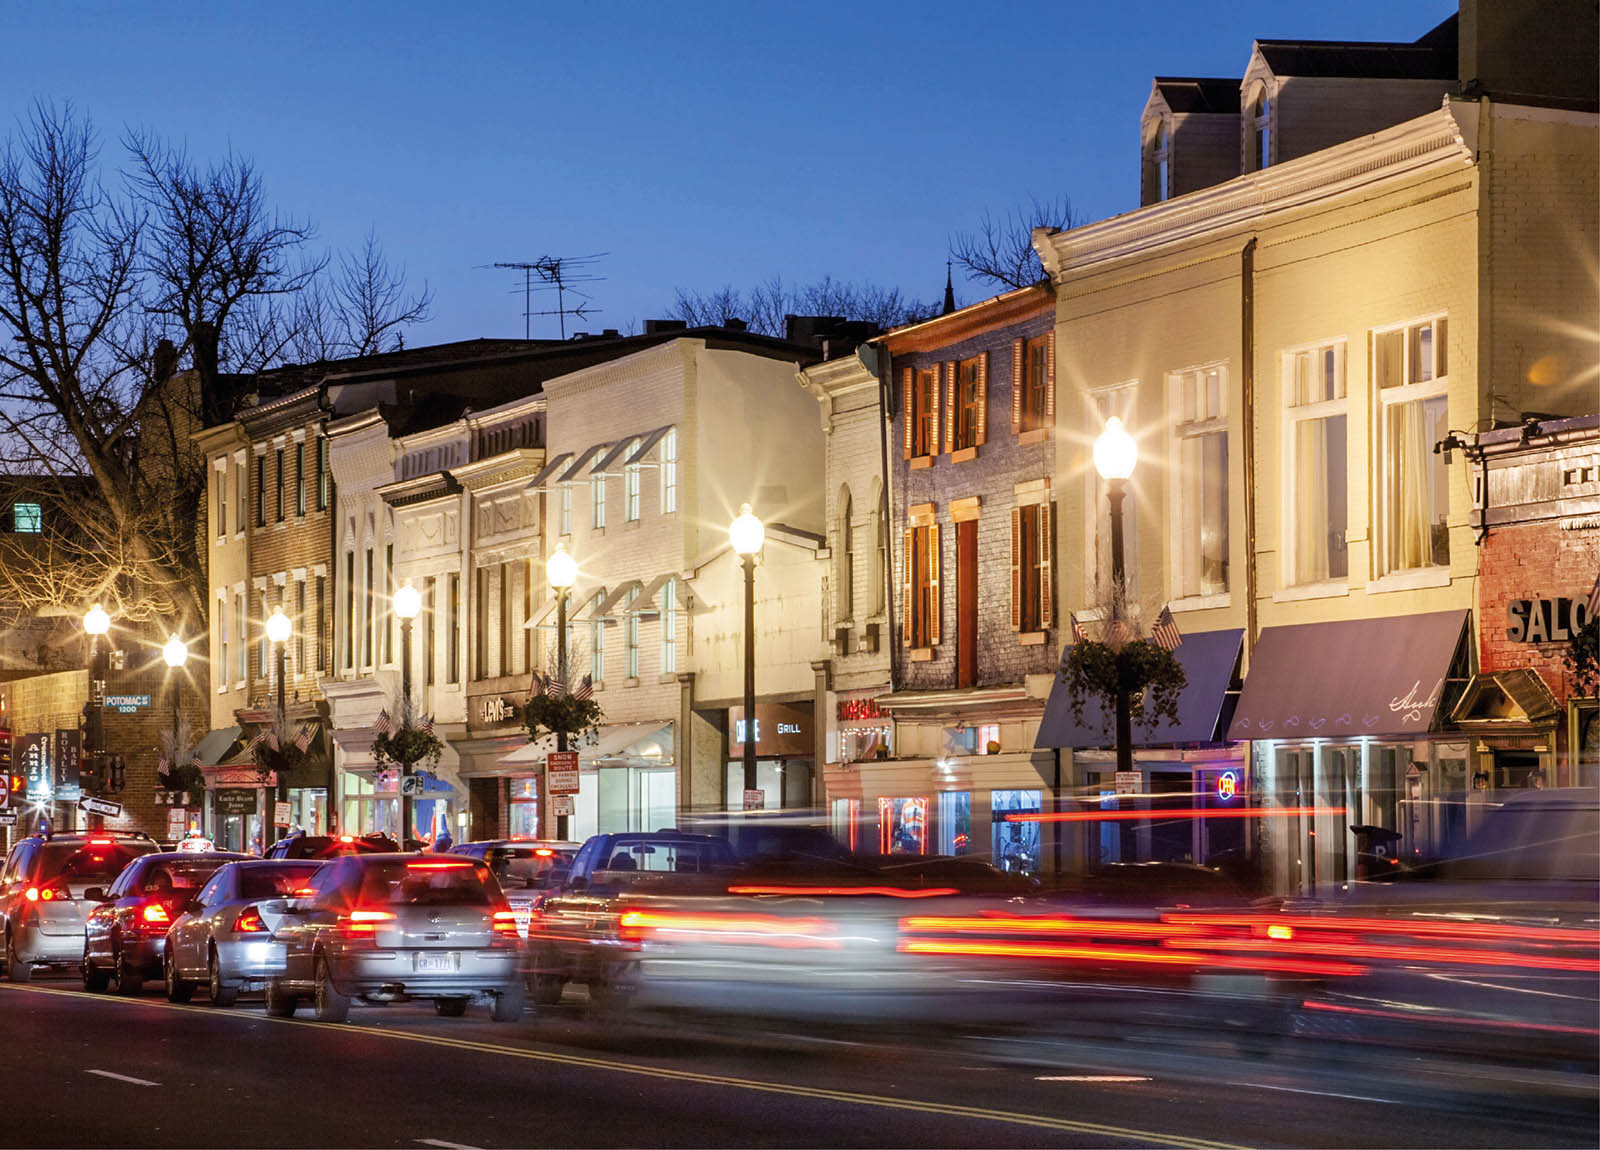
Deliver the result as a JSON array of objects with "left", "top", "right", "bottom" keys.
[
  {"left": 348, "top": 909, "right": 396, "bottom": 922},
  {"left": 142, "top": 904, "right": 170, "bottom": 925},
  {"left": 405, "top": 860, "right": 473, "bottom": 870},
  {"left": 338, "top": 835, "right": 355, "bottom": 843},
  {"left": 88, "top": 837, "right": 115, "bottom": 845},
  {"left": 491, "top": 909, "right": 520, "bottom": 937},
  {"left": 533, "top": 848, "right": 555, "bottom": 857},
  {"left": 233, "top": 907, "right": 266, "bottom": 933}
]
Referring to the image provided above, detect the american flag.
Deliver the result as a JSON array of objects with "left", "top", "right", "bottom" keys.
[
  {"left": 191, "top": 751, "right": 205, "bottom": 767},
  {"left": 574, "top": 674, "right": 594, "bottom": 701},
  {"left": 545, "top": 673, "right": 566, "bottom": 698},
  {"left": 1069, "top": 612, "right": 1088, "bottom": 643},
  {"left": 373, "top": 709, "right": 395, "bottom": 736},
  {"left": 263, "top": 728, "right": 279, "bottom": 752},
  {"left": 528, "top": 671, "right": 548, "bottom": 698},
  {"left": 1151, "top": 605, "right": 1184, "bottom": 652},
  {"left": 293, "top": 722, "right": 315, "bottom": 752},
  {"left": 156, "top": 755, "right": 170, "bottom": 778},
  {"left": 420, "top": 714, "right": 435, "bottom": 736},
  {"left": 247, "top": 728, "right": 268, "bottom": 751},
  {"left": 1107, "top": 618, "right": 1132, "bottom": 647}
]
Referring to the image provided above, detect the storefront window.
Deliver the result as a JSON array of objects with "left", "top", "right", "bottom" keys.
[
  {"left": 878, "top": 796, "right": 928, "bottom": 855},
  {"left": 509, "top": 777, "right": 539, "bottom": 840},
  {"left": 839, "top": 724, "right": 891, "bottom": 764},
  {"left": 342, "top": 772, "right": 399, "bottom": 840},
  {"left": 937, "top": 792, "right": 971, "bottom": 855},
  {"left": 830, "top": 797, "right": 860, "bottom": 851},
  {"left": 991, "top": 789, "right": 1041, "bottom": 874}
]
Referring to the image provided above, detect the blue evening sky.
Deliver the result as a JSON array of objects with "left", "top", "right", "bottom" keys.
[{"left": 6, "top": 1, "right": 1457, "bottom": 343}]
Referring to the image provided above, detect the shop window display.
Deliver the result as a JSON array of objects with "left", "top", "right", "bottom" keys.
[
  {"left": 937, "top": 792, "right": 971, "bottom": 855},
  {"left": 990, "top": 789, "right": 1041, "bottom": 874},
  {"left": 879, "top": 796, "right": 928, "bottom": 855}
]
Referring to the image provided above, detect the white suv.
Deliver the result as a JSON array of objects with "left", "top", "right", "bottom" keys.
[{"left": 1, "top": 832, "right": 158, "bottom": 980}]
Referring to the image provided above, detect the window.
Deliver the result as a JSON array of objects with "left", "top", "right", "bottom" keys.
[
  {"left": 255, "top": 454, "right": 266, "bottom": 527},
  {"left": 625, "top": 587, "right": 640, "bottom": 679},
  {"left": 1011, "top": 499, "right": 1054, "bottom": 633},
  {"left": 295, "top": 579, "right": 306, "bottom": 675},
  {"left": 1374, "top": 317, "right": 1449, "bottom": 575},
  {"left": 234, "top": 592, "right": 247, "bottom": 681},
  {"left": 872, "top": 505, "right": 886, "bottom": 617},
  {"left": 1014, "top": 335, "right": 1053, "bottom": 434},
  {"left": 259, "top": 592, "right": 270, "bottom": 677},
  {"left": 660, "top": 428, "right": 678, "bottom": 513},
  {"left": 902, "top": 518, "right": 941, "bottom": 649},
  {"left": 1149, "top": 118, "right": 1171, "bottom": 202},
  {"left": 447, "top": 573, "right": 460, "bottom": 684},
  {"left": 1170, "top": 366, "right": 1229, "bottom": 598},
  {"left": 1283, "top": 342, "right": 1349, "bottom": 585},
  {"left": 523, "top": 558, "right": 534, "bottom": 676},
  {"left": 383, "top": 544, "right": 394, "bottom": 664},
  {"left": 316, "top": 437, "right": 330, "bottom": 510},
  {"left": 10, "top": 503, "right": 41, "bottom": 533},
  {"left": 559, "top": 483, "right": 573, "bottom": 535},
  {"left": 295, "top": 442, "right": 306, "bottom": 516},
  {"left": 235, "top": 457, "right": 246, "bottom": 531},
  {"left": 904, "top": 367, "right": 939, "bottom": 459},
  {"left": 1248, "top": 86, "right": 1272, "bottom": 171},
  {"left": 624, "top": 440, "right": 642, "bottom": 521},
  {"left": 425, "top": 577, "right": 437, "bottom": 687},
  {"left": 591, "top": 618, "right": 605, "bottom": 684},
  {"left": 275, "top": 447, "right": 286, "bottom": 522},
  {"left": 214, "top": 468, "right": 226, "bottom": 538},
  {"left": 217, "top": 595, "right": 229, "bottom": 689},
  {"left": 315, "top": 575, "right": 327, "bottom": 671},
  {"left": 363, "top": 548, "right": 375, "bottom": 667},
  {"left": 947, "top": 357, "right": 985, "bottom": 452},
  {"left": 475, "top": 566, "right": 490, "bottom": 680},
  {"left": 499, "top": 561, "right": 513, "bottom": 677},
  {"left": 838, "top": 490, "right": 854, "bottom": 621},
  {"left": 592, "top": 473, "right": 606, "bottom": 531},
  {"left": 660, "top": 580, "right": 677, "bottom": 674},
  {"left": 344, "top": 552, "right": 356, "bottom": 669}
]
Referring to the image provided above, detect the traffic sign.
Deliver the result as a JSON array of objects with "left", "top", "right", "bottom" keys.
[
  {"left": 1114, "top": 771, "right": 1141, "bottom": 796},
  {"left": 546, "top": 751, "right": 580, "bottom": 795},
  {"left": 743, "top": 788, "right": 766, "bottom": 811},
  {"left": 80, "top": 795, "right": 123, "bottom": 819},
  {"left": 550, "top": 794, "right": 575, "bottom": 818},
  {"left": 0, "top": 810, "right": 16, "bottom": 826},
  {"left": 274, "top": 801, "right": 291, "bottom": 828}
]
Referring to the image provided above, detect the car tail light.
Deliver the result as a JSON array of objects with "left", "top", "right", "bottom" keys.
[
  {"left": 491, "top": 909, "right": 521, "bottom": 946},
  {"left": 88, "top": 838, "right": 115, "bottom": 846},
  {"left": 338, "top": 835, "right": 355, "bottom": 843},
  {"left": 341, "top": 908, "right": 397, "bottom": 936},
  {"left": 142, "top": 904, "right": 171, "bottom": 925},
  {"left": 25, "top": 886, "right": 68, "bottom": 903},
  {"left": 405, "top": 860, "right": 473, "bottom": 870},
  {"left": 533, "top": 848, "right": 555, "bottom": 857},
  {"left": 233, "top": 907, "right": 267, "bottom": 933}
]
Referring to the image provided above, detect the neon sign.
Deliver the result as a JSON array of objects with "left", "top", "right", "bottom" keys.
[{"left": 1216, "top": 771, "right": 1238, "bottom": 802}]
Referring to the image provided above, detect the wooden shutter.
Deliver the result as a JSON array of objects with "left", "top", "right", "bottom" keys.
[
  {"left": 1009, "top": 508, "right": 1022, "bottom": 630},
  {"left": 942, "top": 364, "right": 956, "bottom": 454},
  {"left": 1011, "top": 339, "right": 1024, "bottom": 435},
  {"left": 1045, "top": 332, "right": 1056, "bottom": 420},
  {"left": 926, "top": 523, "right": 941, "bottom": 645},
  {"left": 1039, "top": 502, "right": 1055, "bottom": 629},
  {"left": 902, "top": 529, "right": 914, "bottom": 645},
  {"left": 902, "top": 367, "right": 914, "bottom": 459},
  {"left": 976, "top": 353, "right": 988, "bottom": 445}
]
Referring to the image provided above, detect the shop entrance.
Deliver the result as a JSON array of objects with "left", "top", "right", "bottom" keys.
[{"left": 1493, "top": 749, "right": 1545, "bottom": 790}]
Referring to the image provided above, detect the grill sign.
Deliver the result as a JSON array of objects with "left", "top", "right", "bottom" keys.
[{"left": 1506, "top": 597, "right": 1589, "bottom": 644}]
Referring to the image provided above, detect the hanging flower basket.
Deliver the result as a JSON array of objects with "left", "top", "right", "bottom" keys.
[{"left": 1059, "top": 637, "right": 1187, "bottom": 739}]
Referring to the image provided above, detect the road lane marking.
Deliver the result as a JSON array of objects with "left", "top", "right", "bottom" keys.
[
  {"left": 416, "top": 1140, "right": 482, "bottom": 1149},
  {"left": 7, "top": 985, "right": 1243, "bottom": 1150},
  {"left": 1036, "top": 1075, "right": 1153, "bottom": 1083},
  {"left": 88, "top": 1069, "right": 159, "bottom": 1086}
]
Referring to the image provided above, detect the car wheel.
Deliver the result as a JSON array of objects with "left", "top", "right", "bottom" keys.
[
  {"left": 115, "top": 945, "right": 144, "bottom": 996},
  {"left": 208, "top": 950, "right": 238, "bottom": 1008},
  {"left": 434, "top": 997, "right": 468, "bottom": 1017},
  {"left": 313, "top": 955, "right": 350, "bottom": 1023},
  {"left": 164, "top": 949, "right": 196, "bottom": 1003},
  {"left": 492, "top": 979, "right": 525, "bottom": 1023},
  {"left": 530, "top": 973, "right": 565, "bottom": 1006},
  {"left": 5, "top": 933, "right": 31, "bottom": 983},
  {"left": 81, "top": 945, "right": 110, "bottom": 992},
  {"left": 263, "top": 979, "right": 298, "bottom": 1018}
]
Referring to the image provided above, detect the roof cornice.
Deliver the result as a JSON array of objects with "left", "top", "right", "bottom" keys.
[
  {"left": 877, "top": 284, "right": 1052, "bottom": 354},
  {"left": 451, "top": 447, "right": 546, "bottom": 489}
]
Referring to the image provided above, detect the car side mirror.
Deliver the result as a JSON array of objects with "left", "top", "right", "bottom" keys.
[
  {"left": 566, "top": 874, "right": 588, "bottom": 892},
  {"left": 83, "top": 887, "right": 106, "bottom": 903}
]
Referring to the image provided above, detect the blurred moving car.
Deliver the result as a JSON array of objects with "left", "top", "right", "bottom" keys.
[
  {"left": 450, "top": 840, "right": 579, "bottom": 892},
  {"left": 261, "top": 853, "right": 523, "bottom": 1022},
  {"left": 264, "top": 832, "right": 399, "bottom": 860},
  {"left": 163, "top": 859, "right": 322, "bottom": 1005},
  {"left": 1, "top": 832, "right": 159, "bottom": 981},
  {"left": 82, "top": 851, "right": 251, "bottom": 994}
]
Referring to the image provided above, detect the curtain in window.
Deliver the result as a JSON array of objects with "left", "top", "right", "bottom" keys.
[{"left": 1391, "top": 399, "right": 1433, "bottom": 571}]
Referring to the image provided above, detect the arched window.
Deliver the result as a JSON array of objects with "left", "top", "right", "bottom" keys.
[
  {"left": 1249, "top": 86, "right": 1272, "bottom": 172},
  {"left": 838, "top": 489, "right": 854, "bottom": 621},
  {"left": 1151, "top": 118, "right": 1170, "bottom": 202}
]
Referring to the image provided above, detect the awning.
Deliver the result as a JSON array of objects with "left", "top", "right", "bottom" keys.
[
  {"left": 525, "top": 452, "right": 573, "bottom": 492},
  {"left": 557, "top": 443, "right": 609, "bottom": 483},
  {"left": 1035, "top": 629, "right": 1243, "bottom": 749},
  {"left": 498, "top": 721, "right": 673, "bottom": 768},
  {"left": 1449, "top": 668, "right": 1561, "bottom": 729},
  {"left": 588, "top": 439, "right": 636, "bottom": 477},
  {"left": 524, "top": 585, "right": 606, "bottom": 630},
  {"left": 1228, "top": 610, "right": 1468, "bottom": 741},
  {"left": 193, "top": 726, "right": 243, "bottom": 766},
  {"left": 624, "top": 426, "right": 673, "bottom": 467}
]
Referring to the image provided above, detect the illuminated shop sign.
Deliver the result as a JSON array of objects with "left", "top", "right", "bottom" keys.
[{"left": 1216, "top": 770, "right": 1238, "bottom": 802}]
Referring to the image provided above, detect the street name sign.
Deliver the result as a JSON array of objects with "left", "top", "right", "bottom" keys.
[{"left": 80, "top": 796, "right": 123, "bottom": 818}]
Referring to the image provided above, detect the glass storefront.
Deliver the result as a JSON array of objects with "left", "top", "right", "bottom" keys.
[
  {"left": 879, "top": 796, "right": 928, "bottom": 855},
  {"left": 509, "top": 778, "right": 540, "bottom": 839},
  {"left": 722, "top": 760, "right": 814, "bottom": 811},
  {"left": 936, "top": 792, "right": 971, "bottom": 855},
  {"left": 991, "top": 789, "right": 1042, "bottom": 875},
  {"left": 830, "top": 797, "right": 861, "bottom": 852}
]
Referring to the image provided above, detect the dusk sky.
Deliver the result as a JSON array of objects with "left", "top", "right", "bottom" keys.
[{"left": 8, "top": 1, "right": 1457, "bottom": 345}]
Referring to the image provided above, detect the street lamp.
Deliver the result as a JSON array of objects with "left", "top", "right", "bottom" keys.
[
  {"left": 162, "top": 632, "right": 187, "bottom": 776},
  {"left": 1093, "top": 416, "right": 1139, "bottom": 780},
  {"left": 546, "top": 544, "right": 578, "bottom": 840},
  {"left": 265, "top": 606, "right": 292, "bottom": 847},
  {"left": 393, "top": 581, "right": 422, "bottom": 847},
  {"left": 82, "top": 605, "right": 111, "bottom": 830},
  {"left": 729, "top": 504, "right": 765, "bottom": 808}
]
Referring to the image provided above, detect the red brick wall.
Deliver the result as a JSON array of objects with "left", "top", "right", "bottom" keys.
[{"left": 1477, "top": 519, "right": 1599, "bottom": 706}]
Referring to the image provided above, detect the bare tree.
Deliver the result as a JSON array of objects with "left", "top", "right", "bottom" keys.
[
  {"left": 669, "top": 276, "right": 933, "bottom": 338},
  {"left": 291, "top": 230, "right": 431, "bottom": 362},
  {"left": 950, "top": 194, "right": 1078, "bottom": 291}
]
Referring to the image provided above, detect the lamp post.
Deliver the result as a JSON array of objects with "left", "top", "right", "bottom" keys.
[
  {"left": 546, "top": 544, "right": 578, "bottom": 840},
  {"left": 393, "top": 581, "right": 422, "bottom": 847},
  {"left": 729, "top": 504, "right": 765, "bottom": 808},
  {"left": 83, "top": 604, "right": 110, "bottom": 830},
  {"left": 265, "top": 606, "right": 292, "bottom": 846},
  {"left": 1093, "top": 416, "right": 1139, "bottom": 779}
]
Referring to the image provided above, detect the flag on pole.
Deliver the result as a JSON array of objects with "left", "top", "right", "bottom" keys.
[
  {"left": 574, "top": 674, "right": 594, "bottom": 701},
  {"left": 1108, "top": 618, "right": 1132, "bottom": 647},
  {"left": 293, "top": 722, "right": 315, "bottom": 752},
  {"left": 191, "top": 750, "right": 205, "bottom": 767},
  {"left": 1069, "top": 612, "right": 1088, "bottom": 643},
  {"left": 528, "top": 671, "right": 547, "bottom": 698},
  {"left": 247, "top": 728, "right": 268, "bottom": 751},
  {"left": 156, "top": 755, "right": 170, "bottom": 778},
  {"left": 263, "top": 728, "right": 279, "bottom": 752},
  {"left": 420, "top": 714, "right": 435, "bottom": 736},
  {"left": 546, "top": 673, "right": 565, "bottom": 698},
  {"left": 373, "top": 709, "right": 395, "bottom": 736},
  {"left": 1152, "top": 605, "right": 1184, "bottom": 652}
]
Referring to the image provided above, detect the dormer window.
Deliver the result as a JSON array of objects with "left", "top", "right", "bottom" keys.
[
  {"left": 1249, "top": 86, "right": 1272, "bottom": 171},
  {"left": 1152, "top": 120, "right": 1170, "bottom": 201}
]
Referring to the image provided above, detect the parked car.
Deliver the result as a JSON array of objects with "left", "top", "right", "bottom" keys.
[
  {"left": 264, "top": 832, "right": 399, "bottom": 860},
  {"left": 261, "top": 853, "right": 524, "bottom": 1022},
  {"left": 81, "top": 851, "right": 251, "bottom": 994},
  {"left": 450, "top": 840, "right": 579, "bottom": 892},
  {"left": 163, "top": 859, "right": 322, "bottom": 1006},
  {"left": 1, "top": 831, "right": 159, "bottom": 981}
]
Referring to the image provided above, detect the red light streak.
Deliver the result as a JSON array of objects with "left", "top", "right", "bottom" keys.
[
  {"left": 617, "top": 909, "right": 841, "bottom": 949},
  {"left": 1007, "top": 806, "right": 1346, "bottom": 823},
  {"left": 728, "top": 885, "right": 961, "bottom": 899},
  {"left": 1163, "top": 912, "right": 1598, "bottom": 946},
  {"left": 1178, "top": 935, "right": 1598, "bottom": 972},
  {"left": 900, "top": 915, "right": 1210, "bottom": 939},
  {"left": 897, "top": 938, "right": 1365, "bottom": 977}
]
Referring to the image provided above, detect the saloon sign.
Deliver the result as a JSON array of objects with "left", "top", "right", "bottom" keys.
[{"left": 1506, "top": 597, "right": 1590, "bottom": 644}]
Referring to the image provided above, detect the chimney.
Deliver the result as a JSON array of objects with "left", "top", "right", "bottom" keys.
[
  {"left": 724, "top": 318, "right": 747, "bottom": 332},
  {"left": 644, "top": 319, "right": 688, "bottom": 335}
]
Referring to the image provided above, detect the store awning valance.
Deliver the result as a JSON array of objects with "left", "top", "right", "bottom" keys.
[
  {"left": 1036, "top": 629, "right": 1243, "bottom": 750},
  {"left": 1227, "top": 609, "right": 1468, "bottom": 741},
  {"left": 498, "top": 721, "right": 673, "bottom": 767}
]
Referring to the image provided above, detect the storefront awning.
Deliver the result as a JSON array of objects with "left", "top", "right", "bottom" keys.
[
  {"left": 1449, "top": 668, "right": 1561, "bottom": 730},
  {"left": 1228, "top": 609, "right": 1468, "bottom": 741},
  {"left": 193, "top": 726, "right": 243, "bottom": 766},
  {"left": 1035, "top": 629, "right": 1243, "bottom": 749},
  {"left": 497, "top": 721, "right": 672, "bottom": 767}
]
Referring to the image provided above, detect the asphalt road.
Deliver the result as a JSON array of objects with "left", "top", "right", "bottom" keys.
[{"left": 0, "top": 979, "right": 1593, "bottom": 1149}]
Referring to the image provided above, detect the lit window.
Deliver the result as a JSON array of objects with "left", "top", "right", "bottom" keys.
[
  {"left": 1016, "top": 335, "right": 1053, "bottom": 433},
  {"left": 1010, "top": 500, "right": 1055, "bottom": 632},
  {"left": 590, "top": 619, "right": 605, "bottom": 684},
  {"left": 1283, "top": 342, "right": 1348, "bottom": 585},
  {"left": 659, "top": 428, "right": 678, "bottom": 513},
  {"left": 592, "top": 473, "right": 606, "bottom": 531},
  {"left": 625, "top": 587, "right": 640, "bottom": 678},
  {"left": 659, "top": 581, "right": 677, "bottom": 674},
  {"left": 904, "top": 367, "right": 940, "bottom": 459},
  {"left": 11, "top": 503, "right": 41, "bottom": 533},
  {"left": 624, "top": 440, "right": 642, "bottom": 521},
  {"left": 1170, "top": 366, "right": 1229, "bottom": 598},
  {"left": 1374, "top": 317, "right": 1450, "bottom": 575},
  {"left": 949, "top": 357, "right": 984, "bottom": 452},
  {"left": 559, "top": 483, "right": 573, "bottom": 536},
  {"left": 903, "top": 520, "right": 940, "bottom": 649}
]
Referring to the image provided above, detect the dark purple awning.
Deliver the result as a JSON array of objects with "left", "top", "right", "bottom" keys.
[
  {"left": 1035, "top": 629, "right": 1244, "bottom": 750},
  {"left": 1227, "top": 610, "right": 1468, "bottom": 741}
]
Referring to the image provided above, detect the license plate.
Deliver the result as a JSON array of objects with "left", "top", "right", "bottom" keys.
[{"left": 414, "top": 952, "right": 459, "bottom": 973}]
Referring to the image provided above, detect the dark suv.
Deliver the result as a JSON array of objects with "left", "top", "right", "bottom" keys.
[
  {"left": 265, "top": 832, "right": 399, "bottom": 860},
  {"left": 0, "top": 832, "right": 159, "bottom": 980}
]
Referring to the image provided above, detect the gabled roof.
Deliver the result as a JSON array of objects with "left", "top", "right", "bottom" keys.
[{"left": 1153, "top": 77, "right": 1241, "bottom": 114}]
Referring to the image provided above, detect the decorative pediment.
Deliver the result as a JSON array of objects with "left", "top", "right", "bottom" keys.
[{"left": 1449, "top": 669, "right": 1561, "bottom": 729}]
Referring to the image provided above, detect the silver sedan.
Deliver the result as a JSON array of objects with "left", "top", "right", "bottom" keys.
[{"left": 164, "top": 860, "right": 322, "bottom": 1006}]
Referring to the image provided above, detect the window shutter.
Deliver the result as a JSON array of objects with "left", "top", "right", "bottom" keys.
[
  {"left": 1045, "top": 332, "right": 1056, "bottom": 420},
  {"left": 927, "top": 523, "right": 941, "bottom": 645},
  {"left": 901, "top": 529, "right": 914, "bottom": 645},
  {"left": 1011, "top": 340, "right": 1024, "bottom": 435},
  {"left": 1009, "top": 508, "right": 1022, "bottom": 631},
  {"left": 902, "top": 367, "right": 914, "bottom": 459},
  {"left": 942, "top": 364, "right": 956, "bottom": 454},
  {"left": 976, "top": 353, "right": 988, "bottom": 445},
  {"left": 1039, "top": 502, "right": 1055, "bottom": 629}
]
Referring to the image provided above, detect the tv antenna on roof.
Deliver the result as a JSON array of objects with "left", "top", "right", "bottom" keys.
[{"left": 481, "top": 254, "right": 608, "bottom": 339}]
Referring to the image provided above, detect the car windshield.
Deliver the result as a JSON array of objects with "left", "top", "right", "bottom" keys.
[
  {"left": 238, "top": 863, "right": 321, "bottom": 899},
  {"left": 43, "top": 843, "right": 147, "bottom": 886},
  {"left": 141, "top": 860, "right": 230, "bottom": 893},
  {"left": 601, "top": 841, "right": 720, "bottom": 874},
  {"left": 485, "top": 847, "right": 574, "bottom": 889},
  {"left": 358, "top": 861, "right": 495, "bottom": 907}
]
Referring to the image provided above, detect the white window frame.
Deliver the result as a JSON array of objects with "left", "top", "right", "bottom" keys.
[
  {"left": 590, "top": 619, "right": 605, "bottom": 685},
  {"left": 1249, "top": 84, "right": 1272, "bottom": 172},
  {"left": 233, "top": 453, "right": 247, "bottom": 537},
  {"left": 592, "top": 473, "right": 606, "bottom": 531},
  {"left": 559, "top": 483, "right": 573, "bottom": 536},
  {"left": 659, "top": 428, "right": 678, "bottom": 514},
  {"left": 1371, "top": 314, "right": 1450, "bottom": 583},
  {"left": 624, "top": 440, "right": 642, "bottom": 522},
  {"left": 625, "top": 588, "right": 640, "bottom": 679},
  {"left": 234, "top": 589, "right": 247, "bottom": 684},
  {"left": 660, "top": 580, "right": 677, "bottom": 674},
  {"left": 1280, "top": 338, "right": 1350, "bottom": 594},
  {"left": 1150, "top": 117, "right": 1170, "bottom": 202},
  {"left": 1167, "top": 363, "right": 1230, "bottom": 607},
  {"left": 216, "top": 590, "right": 229, "bottom": 692}
]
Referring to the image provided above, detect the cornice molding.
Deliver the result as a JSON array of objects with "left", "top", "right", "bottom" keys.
[
  {"left": 877, "top": 285, "right": 1052, "bottom": 354},
  {"left": 454, "top": 448, "right": 547, "bottom": 490}
]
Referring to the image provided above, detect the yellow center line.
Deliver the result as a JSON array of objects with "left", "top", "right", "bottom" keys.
[{"left": 2, "top": 984, "right": 1247, "bottom": 1150}]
